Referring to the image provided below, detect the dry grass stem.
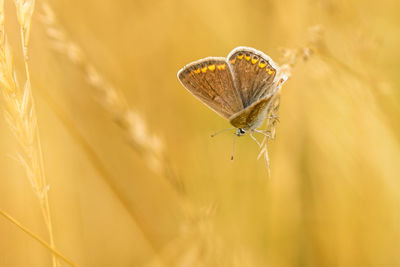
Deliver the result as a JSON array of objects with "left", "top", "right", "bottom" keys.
[
  {"left": 35, "top": 3, "right": 189, "bottom": 261},
  {"left": 0, "top": 1, "right": 398, "bottom": 266},
  {"left": 145, "top": 204, "right": 226, "bottom": 267},
  {"left": 39, "top": 2, "right": 184, "bottom": 195},
  {"left": 257, "top": 26, "right": 319, "bottom": 174},
  {"left": 36, "top": 86, "right": 161, "bottom": 254},
  {"left": 0, "top": 209, "right": 77, "bottom": 266},
  {"left": 0, "top": 1, "right": 59, "bottom": 266},
  {"left": 38, "top": 6, "right": 217, "bottom": 262}
]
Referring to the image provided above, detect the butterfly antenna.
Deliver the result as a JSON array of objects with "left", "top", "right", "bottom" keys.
[
  {"left": 211, "top": 127, "right": 235, "bottom": 137},
  {"left": 231, "top": 134, "right": 237, "bottom": 160}
]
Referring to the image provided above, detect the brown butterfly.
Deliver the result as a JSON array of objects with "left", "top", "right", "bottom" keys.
[{"left": 178, "top": 47, "right": 287, "bottom": 156}]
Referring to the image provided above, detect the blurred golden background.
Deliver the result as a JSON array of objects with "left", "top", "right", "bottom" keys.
[{"left": 0, "top": 0, "right": 400, "bottom": 266}]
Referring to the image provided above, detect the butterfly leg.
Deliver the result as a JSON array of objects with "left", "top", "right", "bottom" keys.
[
  {"left": 267, "top": 114, "right": 280, "bottom": 122},
  {"left": 254, "top": 129, "right": 272, "bottom": 139}
]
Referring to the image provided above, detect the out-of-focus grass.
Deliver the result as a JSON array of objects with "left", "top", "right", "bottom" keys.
[{"left": 0, "top": 0, "right": 399, "bottom": 266}]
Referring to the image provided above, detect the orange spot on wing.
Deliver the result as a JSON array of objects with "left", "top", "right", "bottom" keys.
[
  {"left": 258, "top": 62, "right": 266, "bottom": 68},
  {"left": 208, "top": 64, "right": 216, "bottom": 71},
  {"left": 230, "top": 59, "right": 236, "bottom": 64},
  {"left": 201, "top": 66, "right": 207, "bottom": 73},
  {"left": 194, "top": 68, "right": 201, "bottom": 74},
  {"left": 245, "top": 55, "right": 251, "bottom": 61},
  {"left": 266, "top": 68, "right": 274, "bottom": 74},
  {"left": 251, "top": 58, "right": 259, "bottom": 64},
  {"left": 217, "top": 64, "right": 226, "bottom": 70},
  {"left": 237, "top": 54, "right": 244, "bottom": 60}
]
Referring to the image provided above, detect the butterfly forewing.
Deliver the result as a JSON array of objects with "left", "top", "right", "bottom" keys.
[
  {"left": 178, "top": 57, "right": 244, "bottom": 119},
  {"left": 227, "top": 47, "right": 278, "bottom": 108}
]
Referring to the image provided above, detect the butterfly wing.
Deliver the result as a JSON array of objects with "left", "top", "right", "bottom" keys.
[
  {"left": 229, "top": 95, "right": 274, "bottom": 130},
  {"left": 178, "top": 57, "right": 244, "bottom": 119},
  {"left": 227, "top": 47, "right": 280, "bottom": 108}
]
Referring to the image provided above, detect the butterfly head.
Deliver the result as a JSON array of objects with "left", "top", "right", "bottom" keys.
[{"left": 235, "top": 128, "right": 246, "bottom": 136}]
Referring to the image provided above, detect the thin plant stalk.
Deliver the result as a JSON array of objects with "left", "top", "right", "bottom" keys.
[
  {"left": 0, "top": 209, "right": 77, "bottom": 267},
  {"left": 39, "top": 2, "right": 185, "bottom": 196},
  {"left": 14, "top": 3, "right": 58, "bottom": 265},
  {"left": 0, "top": 0, "right": 59, "bottom": 266}
]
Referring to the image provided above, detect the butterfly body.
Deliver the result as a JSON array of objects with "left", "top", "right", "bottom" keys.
[{"left": 178, "top": 47, "right": 287, "bottom": 137}]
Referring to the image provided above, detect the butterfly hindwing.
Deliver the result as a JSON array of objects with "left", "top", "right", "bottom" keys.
[
  {"left": 178, "top": 57, "right": 244, "bottom": 119},
  {"left": 227, "top": 47, "right": 279, "bottom": 108},
  {"left": 229, "top": 95, "right": 274, "bottom": 130}
]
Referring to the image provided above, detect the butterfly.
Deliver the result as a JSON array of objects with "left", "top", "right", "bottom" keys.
[{"left": 177, "top": 47, "right": 287, "bottom": 155}]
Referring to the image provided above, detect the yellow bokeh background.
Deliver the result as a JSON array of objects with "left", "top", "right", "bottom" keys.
[{"left": 1, "top": 0, "right": 400, "bottom": 266}]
